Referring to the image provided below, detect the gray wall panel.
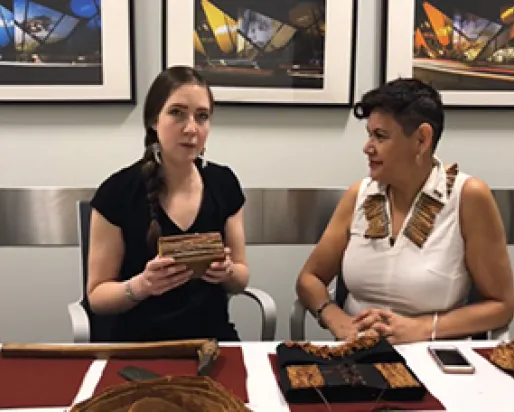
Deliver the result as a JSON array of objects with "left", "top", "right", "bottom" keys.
[
  {"left": 0, "top": 188, "right": 94, "bottom": 247},
  {"left": 1, "top": 187, "right": 514, "bottom": 246}
]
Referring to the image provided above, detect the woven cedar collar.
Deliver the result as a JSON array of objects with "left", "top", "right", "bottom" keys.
[{"left": 363, "top": 163, "right": 459, "bottom": 248}]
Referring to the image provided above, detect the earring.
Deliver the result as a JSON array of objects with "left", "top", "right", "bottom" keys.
[
  {"left": 415, "top": 153, "right": 422, "bottom": 166},
  {"left": 151, "top": 142, "right": 162, "bottom": 165},
  {"left": 200, "top": 147, "right": 207, "bottom": 168}
]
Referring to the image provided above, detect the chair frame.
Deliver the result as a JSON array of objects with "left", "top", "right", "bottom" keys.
[{"left": 68, "top": 201, "right": 277, "bottom": 342}]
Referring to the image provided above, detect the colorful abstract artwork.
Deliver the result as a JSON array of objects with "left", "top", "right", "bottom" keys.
[
  {"left": 383, "top": 0, "right": 514, "bottom": 107},
  {"left": 164, "top": 0, "right": 357, "bottom": 106},
  {"left": 0, "top": 0, "right": 134, "bottom": 102}
]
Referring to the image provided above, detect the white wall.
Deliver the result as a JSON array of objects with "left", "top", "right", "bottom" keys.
[{"left": 0, "top": 1, "right": 513, "bottom": 343}]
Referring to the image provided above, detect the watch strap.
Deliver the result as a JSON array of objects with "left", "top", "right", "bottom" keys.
[{"left": 315, "top": 299, "right": 336, "bottom": 329}]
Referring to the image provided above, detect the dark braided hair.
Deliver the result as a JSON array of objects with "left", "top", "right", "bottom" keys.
[
  {"left": 353, "top": 78, "right": 444, "bottom": 152},
  {"left": 141, "top": 66, "right": 214, "bottom": 253},
  {"left": 142, "top": 128, "right": 164, "bottom": 250}
]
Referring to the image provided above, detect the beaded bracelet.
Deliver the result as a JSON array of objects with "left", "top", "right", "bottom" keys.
[{"left": 125, "top": 280, "right": 142, "bottom": 303}]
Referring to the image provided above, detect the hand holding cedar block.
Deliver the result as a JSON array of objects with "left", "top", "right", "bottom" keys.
[{"left": 158, "top": 232, "right": 227, "bottom": 280}]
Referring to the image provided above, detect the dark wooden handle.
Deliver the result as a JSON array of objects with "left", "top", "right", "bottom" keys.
[{"left": 1, "top": 339, "right": 211, "bottom": 359}]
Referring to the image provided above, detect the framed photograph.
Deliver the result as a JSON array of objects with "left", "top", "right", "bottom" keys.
[
  {"left": 0, "top": 0, "right": 135, "bottom": 103},
  {"left": 163, "top": 0, "right": 357, "bottom": 106},
  {"left": 382, "top": 0, "right": 514, "bottom": 108}
]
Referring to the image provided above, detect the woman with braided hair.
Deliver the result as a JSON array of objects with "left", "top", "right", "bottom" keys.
[{"left": 86, "top": 66, "right": 249, "bottom": 342}]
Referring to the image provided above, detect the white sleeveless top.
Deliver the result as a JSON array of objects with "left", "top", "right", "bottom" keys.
[{"left": 342, "top": 158, "right": 472, "bottom": 317}]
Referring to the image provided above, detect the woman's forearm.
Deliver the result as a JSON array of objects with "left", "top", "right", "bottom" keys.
[
  {"left": 297, "top": 271, "right": 354, "bottom": 338},
  {"left": 296, "top": 271, "right": 333, "bottom": 315},
  {"left": 427, "top": 300, "right": 513, "bottom": 340},
  {"left": 223, "top": 262, "right": 249, "bottom": 294},
  {"left": 88, "top": 275, "right": 149, "bottom": 315}
]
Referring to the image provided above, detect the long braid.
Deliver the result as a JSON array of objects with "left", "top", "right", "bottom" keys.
[{"left": 141, "top": 129, "right": 165, "bottom": 253}]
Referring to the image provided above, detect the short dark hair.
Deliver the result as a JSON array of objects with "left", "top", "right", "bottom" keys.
[{"left": 353, "top": 78, "right": 444, "bottom": 152}]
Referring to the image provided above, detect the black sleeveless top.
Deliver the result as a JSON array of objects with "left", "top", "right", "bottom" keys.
[{"left": 90, "top": 158, "right": 245, "bottom": 342}]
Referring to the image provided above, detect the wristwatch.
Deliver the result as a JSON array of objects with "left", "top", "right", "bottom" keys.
[{"left": 315, "top": 299, "right": 336, "bottom": 329}]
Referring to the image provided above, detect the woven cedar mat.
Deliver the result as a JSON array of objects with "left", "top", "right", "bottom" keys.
[
  {"left": 473, "top": 348, "right": 514, "bottom": 378},
  {"left": 267, "top": 354, "right": 445, "bottom": 412}
]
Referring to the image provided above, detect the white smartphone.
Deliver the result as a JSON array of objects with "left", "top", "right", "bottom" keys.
[{"left": 428, "top": 345, "right": 475, "bottom": 374}]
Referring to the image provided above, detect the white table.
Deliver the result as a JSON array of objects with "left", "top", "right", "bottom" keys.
[{"left": 1, "top": 340, "right": 514, "bottom": 412}]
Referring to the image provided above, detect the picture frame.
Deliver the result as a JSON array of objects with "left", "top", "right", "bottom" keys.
[
  {"left": 0, "top": 0, "right": 135, "bottom": 104},
  {"left": 163, "top": 0, "right": 357, "bottom": 106},
  {"left": 382, "top": 0, "right": 514, "bottom": 108}
]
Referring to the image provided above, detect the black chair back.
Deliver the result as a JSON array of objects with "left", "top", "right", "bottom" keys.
[
  {"left": 334, "top": 273, "right": 349, "bottom": 309},
  {"left": 467, "top": 284, "right": 488, "bottom": 340},
  {"left": 77, "top": 201, "right": 116, "bottom": 342}
]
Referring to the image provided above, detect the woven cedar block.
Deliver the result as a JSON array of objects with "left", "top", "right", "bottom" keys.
[{"left": 158, "top": 232, "right": 226, "bottom": 278}]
